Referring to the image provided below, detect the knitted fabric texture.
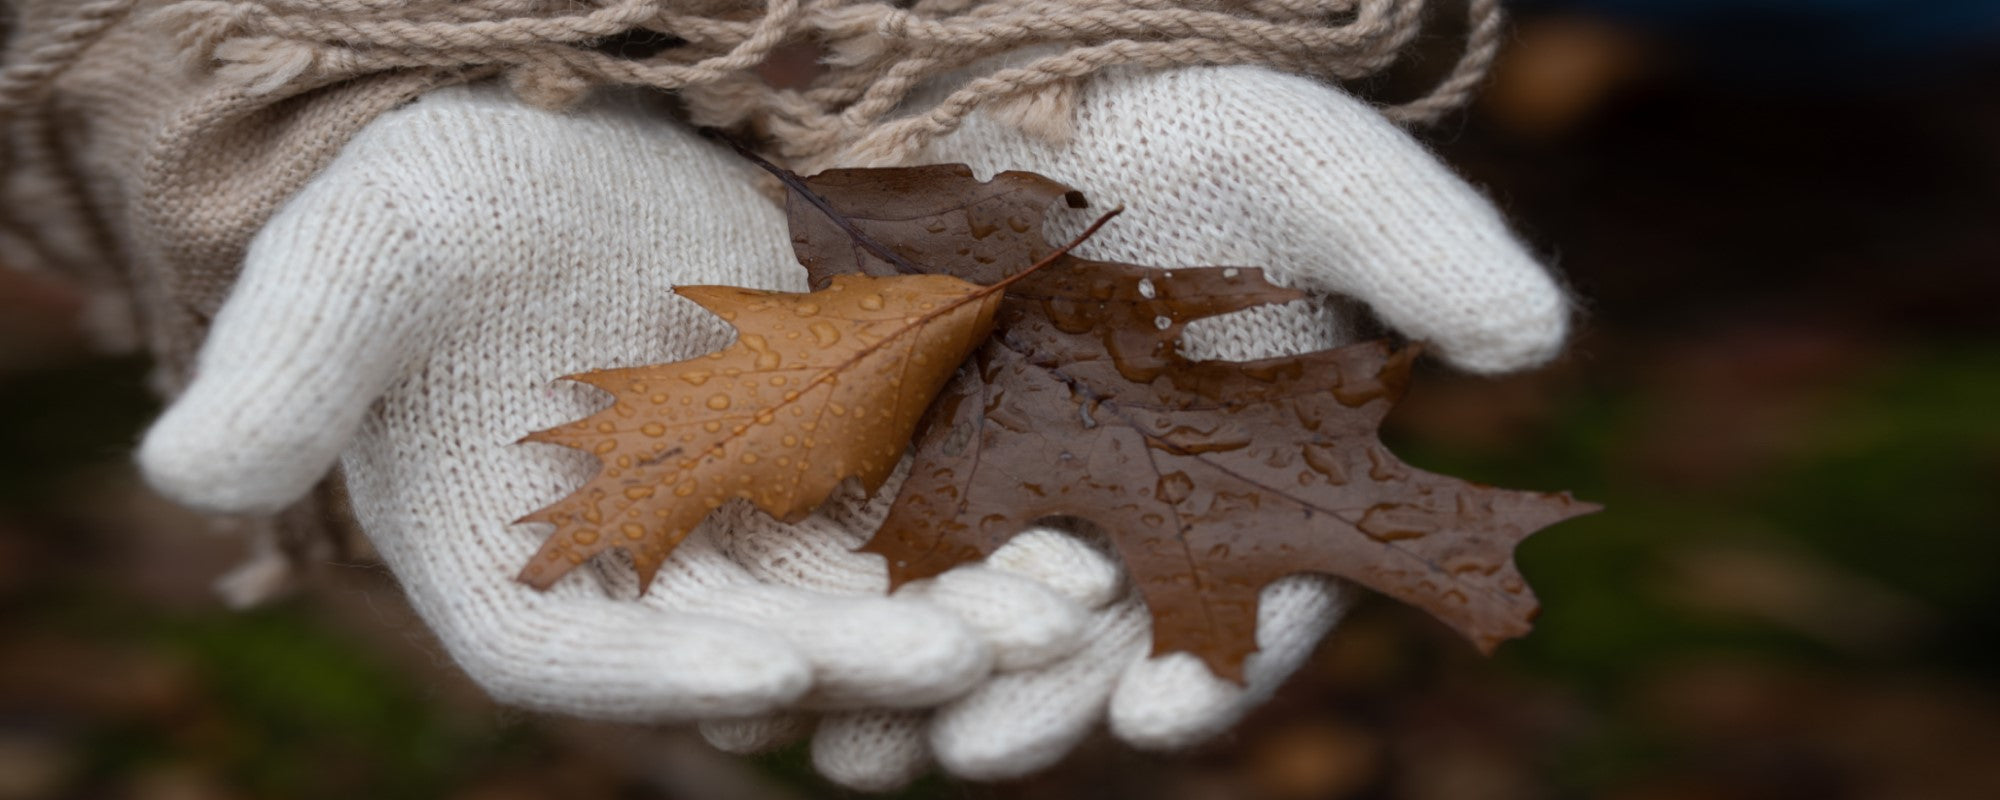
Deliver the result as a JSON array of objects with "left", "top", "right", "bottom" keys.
[
  {"left": 1, "top": 0, "right": 1502, "bottom": 383},
  {"left": 0, "top": 0, "right": 483, "bottom": 581},
  {"left": 135, "top": 82, "right": 1103, "bottom": 716},
  {"left": 137, "top": 0, "right": 1503, "bottom": 171},
  {"left": 4, "top": 2, "right": 1566, "bottom": 771},
  {"left": 705, "top": 63, "right": 1570, "bottom": 788},
  {"left": 0, "top": 0, "right": 1504, "bottom": 596}
]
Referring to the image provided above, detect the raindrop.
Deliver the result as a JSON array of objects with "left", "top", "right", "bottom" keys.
[
  {"left": 1153, "top": 315, "right": 1172, "bottom": 330},
  {"left": 1357, "top": 504, "right": 1426, "bottom": 542},
  {"left": 1302, "top": 443, "right": 1347, "bottom": 484},
  {"left": 706, "top": 394, "right": 731, "bottom": 410},
  {"left": 809, "top": 320, "right": 842, "bottom": 346},
  {"left": 1137, "top": 278, "right": 1157, "bottom": 299},
  {"left": 1366, "top": 447, "right": 1408, "bottom": 481},
  {"left": 967, "top": 212, "right": 1000, "bottom": 239}
]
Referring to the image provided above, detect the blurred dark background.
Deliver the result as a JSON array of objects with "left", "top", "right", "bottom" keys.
[{"left": 3, "top": 1, "right": 1998, "bottom": 798}]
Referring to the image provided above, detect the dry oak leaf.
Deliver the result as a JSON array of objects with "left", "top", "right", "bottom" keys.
[
  {"left": 516, "top": 273, "right": 1003, "bottom": 590},
  {"left": 785, "top": 164, "right": 1600, "bottom": 681}
]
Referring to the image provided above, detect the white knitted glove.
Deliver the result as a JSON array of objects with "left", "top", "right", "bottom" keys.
[
  {"left": 702, "top": 64, "right": 1571, "bottom": 789},
  {"left": 133, "top": 82, "right": 1096, "bottom": 720}
]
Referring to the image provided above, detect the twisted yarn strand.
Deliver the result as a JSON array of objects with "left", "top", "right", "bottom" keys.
[
  {"left": 9, "top": 0, "right": 1504, "bottom": 169},
  {"left": 0, "top": 0, "right": 140, "bottom": 115},
  {"left": 0, "top": 0, "right": 142, "bottom": 279},
  {"left": 1384, "top": 0, "right": 1503, "bottom": 124},
  {"left": 784, "top": 0, "right": 1498, "bottom": 168}
]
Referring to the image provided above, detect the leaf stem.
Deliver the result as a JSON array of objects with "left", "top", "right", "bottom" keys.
[
  {"left": 709, "top": 129, "right": 1123, "bottom": 292},
  {"left": 707, "top": 130, "right": 926, "bottom": 277},
  {"left": 988, "top": 207, "right": 1124, "bottom": 294}
]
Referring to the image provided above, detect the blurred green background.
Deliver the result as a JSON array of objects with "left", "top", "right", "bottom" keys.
[{"left": 4, "top": 3, "right": 1998, "bottom": 798}]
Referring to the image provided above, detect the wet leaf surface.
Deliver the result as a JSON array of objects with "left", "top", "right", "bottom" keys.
[
  {"left": 787, "top": 165, "right": 1599, "bottom": 679},
  {"left": 516, "top": 273, "right": 1003, "bottom": 590}
]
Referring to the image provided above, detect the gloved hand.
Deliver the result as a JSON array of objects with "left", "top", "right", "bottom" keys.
[
  {"left": 133, "top": 81, "right": 1099, "bottom": 720},
  {"left": 700, "top": 63, "right": 1572, "bottom": 789}
]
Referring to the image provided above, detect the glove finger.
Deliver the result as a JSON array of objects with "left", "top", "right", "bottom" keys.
[
  {"left": 1267, "top": 80, "right": 1571, "bottom": 373},
  {"left": 726, "top": 502, "right": 1092, "bottom": 671},
  {"left": 771, "top": 593, "right": 992, "bottom": 710},
  {"left": 983, "top": 527, "right": 1125, "bottom": 610},
  {"left": 929, "top": 598, "right": 1151, "bottom": 780},
  {"left": 699, "top": 714, "right": 813, "bottom": 754},
  {"left": 1109, "top": 574, "right": 1353, "bottom": 749},
  {"left": 914, "top": 565, "right": 1087, "bottom": 671},
  {"left": 923, "top": 65, "right": 1569, "bottom": 374},
  {"left": 812, "top": 711, "right": 930, "bottom": 792},
  {"left": 341, "top": 436, "right": 814, "bottom": 719},
  {"left": 452, "top": 608, "right": 810, "bottom": 722},
  {"left": 138, "top": 181, "right": 443, "bottom": 513},
  {"left": 358, "top": 523, "right": 816, "bottom": 721},
  {"left": 607, "top": 523, "right": 996, "bottom": 711}
]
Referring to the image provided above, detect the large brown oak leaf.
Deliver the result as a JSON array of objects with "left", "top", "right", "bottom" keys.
[{"left": 789, "top": 165, "right": 1599, "bottom": 681}]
